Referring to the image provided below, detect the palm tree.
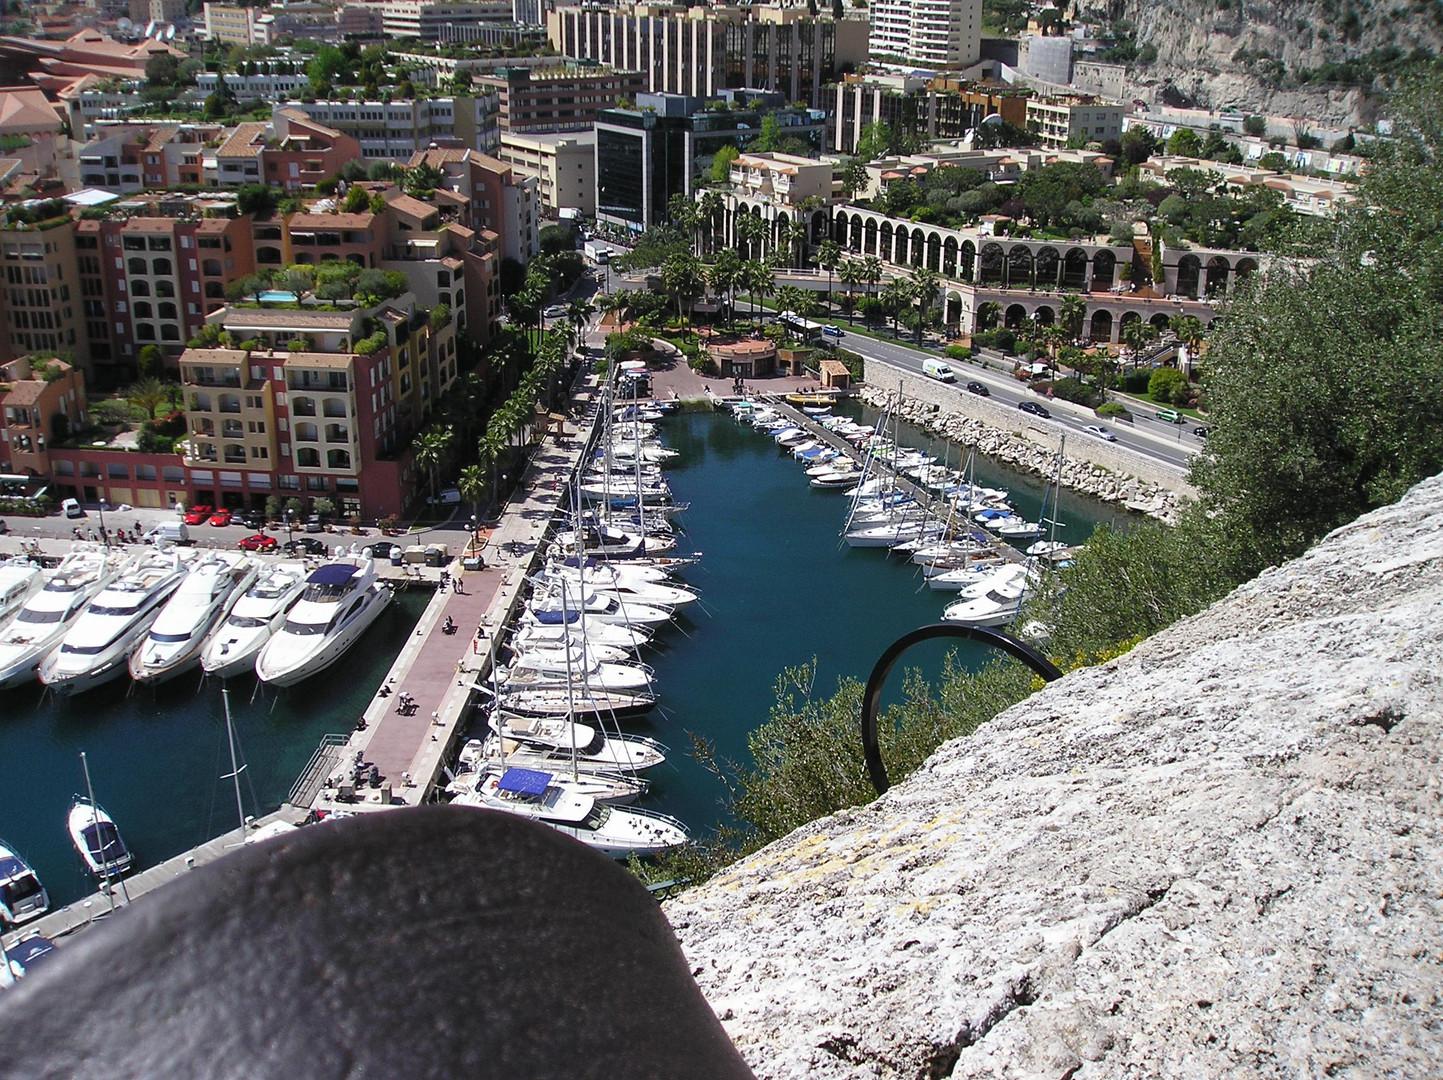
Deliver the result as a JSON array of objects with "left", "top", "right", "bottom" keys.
[
  {"left": 775, "top": 285, "right": 808, "bottom": 329},
  {"left": 660, "top": 250, "right": 706, "bottom": 328},
  {"left": 456, "top": 464, "right": 485, "bottom": 536},
  {"left": 861, "top": 256, "right": 884, "bottom": 325},
  {"left": 668, "top": 192, "right": 699, "bottom": 253},
  {"left": 709, "top": 249, "right": 743, "bottom": 326},
  {"left": 126, "top": 377, "right": 169, "bottom": 422},
  {"left": 815, "top": 239, "right": 842, "bottom": 306},
  {"left": 909, "top": 266, "right": 940, "bottom": 345},
  {"left": 411, "top": 424, "right": 454, "bottom": 505},
  {"left": 1059, "top": 293, "right": 1088, "bottom": 342},
  {"left": 838, "top": 260, "right": 862, "bottom": 326},
  {"left": 1169, "top": 314, "right": 1206, "bottom": 378},
  {"left": 737, "top": 212, "right": 767, "bottom": 262},
  {"left": 565, "top": 298, "right": 595, "bottom": 348},
  {"left": 881, "top": 278, "right": 912, "bottom": 337},
  {"left": 785, "top": 218, "right": 810, "bottom": 269},
  {"left": 742, "top": 259, "right": 774, "bottom": 322},
  {"left": 697, "top": 189, "right": 725, "bottom": 255},
  {"left": 1120, "top": 319, "right": 1160, "bottom": 372}
]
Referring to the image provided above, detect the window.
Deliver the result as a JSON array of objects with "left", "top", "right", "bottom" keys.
[
  {"left": 134, "top": 302, "right": 152, "bottom": 319},
  {"left": 131, "top": 280, "right": 151, "bottom": 297},
  {"left": 128, "top": 257, "right": 146, "bottom": 274},
  {"left": 151, "top": 258, "right": 172, "bottom": 275},
  {"left": 296, "top": 447, "right": 320, "bottom": 467}
]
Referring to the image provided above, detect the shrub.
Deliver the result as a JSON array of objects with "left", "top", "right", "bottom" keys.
[
  {"left": 688, "top": 353, "right": 718, "bottom": 375},
  {"left": 973, "top": 328, "right": 1016, "bottom": 353},
  {"left": 1147, "top": 366, "right": 1189, "bottom": 403},
  {"left": 1122, "top": 370, "right": 1152, "bottom": 393},
  {"left": 1096, "top": 401, "right": 1131, "bottom": 420},
  {"left": 1051, "top": 376, "right": 1103, "bottom": 407},
  {"left": 945, "top": 344, "right": 972, "bottom": 361},
  {"left": 353, "top": 331, "right": 388, "bottom": 355}
]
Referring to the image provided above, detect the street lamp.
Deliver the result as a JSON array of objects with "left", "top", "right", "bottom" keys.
[
  {"left": 284, "top": 509, "right": 294, "bottom": 545},
  {"left": 468, "top": 514, "right": 479, "bottom": 556},
  {"left": 98, "top": 498, "right": 108, "bottom": 547}
]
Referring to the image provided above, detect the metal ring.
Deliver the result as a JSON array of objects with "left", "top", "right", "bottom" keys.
[{"left": 860, "top": 623, "right": 1064, "bottom": 795}]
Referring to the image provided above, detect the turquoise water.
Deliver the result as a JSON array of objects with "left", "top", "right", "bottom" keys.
[
  {"left": 1, "top": 407, "right": 1124, "bottom": 909},
  {"left": 610, "top": 406, "right": 1122, "bottom": 839},
  {"left": 0, "top": 592, "right": 427, "bottom": 908},
  {"left": 257, "top": 290, "right": 298, "bottom": 303}
]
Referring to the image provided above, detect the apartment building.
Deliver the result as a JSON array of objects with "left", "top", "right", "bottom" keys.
[
  {"left": 831, "top": 73, "right": 1030, "bottom": 154},
  {"left": 289, "top": 96, "right": 500, "bottom": 160},
  {"left": 1025, "top": 95, "right": 1124, "bottom": 149},
  {"left": 498, "top": 131, "right": 595, "bottom": 215},
  {"left": 196, "top": 69, "right": 312, "bottom": 102},
  {"left": 868, "top": 0, "right": 982, "bottom": 69},
  {"left": 548, "top": 3, "right": 869, "bottom": 110},
  {"left": 0, "top": 208, "right": 87, "bottom": 376},
  {"left": 203, "top": 2, "right": 262, "bottom": 44},
  {"left": 475, "top": 65, "right": 645, "bottom": 136},
  {"left": 0, "top": 354, "right": 86, "bottom": 481},
  {"left": 76, "top": 123, "right": 226, "bottom": 193},
  {"left": 381, "top": 0, "right": 515, "bottom": 39},
  {"left": 212, "top": 112, "right": 361, "bottom": 191},
  {"left": 408, "top": 147, "right": 538, "bottom": 264}
]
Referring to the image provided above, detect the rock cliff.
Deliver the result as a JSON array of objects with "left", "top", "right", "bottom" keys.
[
  {"left": 1097, "top": 0, "right": 1442, "bottom": 125},
  {"left": 666, "top": 473, "right": 1443, "bottom": 1077}
]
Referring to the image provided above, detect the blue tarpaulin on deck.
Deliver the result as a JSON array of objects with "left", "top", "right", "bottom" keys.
[{"left": 498, "top": 769, "right": 552, "bottom": 797}]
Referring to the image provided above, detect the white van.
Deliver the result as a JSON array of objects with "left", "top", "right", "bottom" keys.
[
  {"left": 922, "top": 359, "right": 957, "bottom": 382},
  {"left": 145, "top": 521, "right": 191, "bottom": 546},
  {"left": 62, "top": 498, "right": 83, "bottom": 518}
]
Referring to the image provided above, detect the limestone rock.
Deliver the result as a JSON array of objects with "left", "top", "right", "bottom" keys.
[{"left": 667, "top": 474, "right": 1443, "bottom": 1078}]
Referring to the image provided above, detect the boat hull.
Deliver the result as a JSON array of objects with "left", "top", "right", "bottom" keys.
[{"left": 256, "top": 585, "right": 391, "bottom": 687}]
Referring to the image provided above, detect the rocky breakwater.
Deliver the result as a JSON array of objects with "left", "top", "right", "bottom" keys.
[
  {"left": 666, "top": 473, "right": 1443, "bottom": 1078},
  {"left": 856, "top": 383, "right": 1184, "bottom": 523}
]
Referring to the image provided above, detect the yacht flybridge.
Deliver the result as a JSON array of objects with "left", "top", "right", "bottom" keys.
[
  {"left": 0, "top": 545, "right": 128, "bottom": 689},
  {"left": 200, "top": 562, "right": 308, "bottom": 678},
  {"left": 128, "top": 552, "right": 258, "bottom": 685},
  {"left": 255, "top": 558, "right": 390, "bottom": 686}
]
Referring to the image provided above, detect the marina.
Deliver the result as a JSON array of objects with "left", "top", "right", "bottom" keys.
[{"left": 1, "top": 371, "right": 1122, "bottom": 958}]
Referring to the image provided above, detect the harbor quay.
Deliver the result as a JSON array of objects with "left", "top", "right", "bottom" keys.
[{"left": 2, "top": 368, "right": 608, "bottom": 952}]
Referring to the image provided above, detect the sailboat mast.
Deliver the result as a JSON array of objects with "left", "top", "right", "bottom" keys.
[
  {"left": 560, "top": 578, "right": 580, "bottom": 781},
  {"left": 80, "top": 751, "right": 120, "bottom": 912},
  {"left": 222, "top": 687, "right": 248, "bottom": 838}
]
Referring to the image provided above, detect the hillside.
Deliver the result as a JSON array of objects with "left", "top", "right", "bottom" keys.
[
  {"left": 1078, "top": 0, "right": 1443, "bottom": 126},
  {"left": 667, "top": 471, "right": 1443, "bottom": 1078}
]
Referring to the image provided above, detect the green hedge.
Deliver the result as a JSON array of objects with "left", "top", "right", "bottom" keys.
[{"left": 1050, "top": 376, "right": 1103, "bottom": 408}]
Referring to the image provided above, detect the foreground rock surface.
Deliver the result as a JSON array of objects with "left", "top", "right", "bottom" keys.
[{"left": 667, "top": 475, "right": 1443, "bottom": 1078}]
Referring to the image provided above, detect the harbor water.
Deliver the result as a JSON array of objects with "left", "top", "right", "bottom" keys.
[{"left": 0, "top": 405, "right": 1124, "bottom": 907}]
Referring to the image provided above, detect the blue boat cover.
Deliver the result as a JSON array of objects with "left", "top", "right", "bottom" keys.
[
  {"left": 530, "top": 608, "right": 578, "bottom": 625},
  {"left": 9, "top": 935, "right": 55, "bottom": 972},
  {"left": 308, "top": 564, "right": 360, "bottom": 586},
  {"left": 498, "top": 768, "right": 552, "bottom": 797}
]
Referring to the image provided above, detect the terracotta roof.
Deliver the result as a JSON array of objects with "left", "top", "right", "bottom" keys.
[
  {"left": 223, "top": 309, "right": 357, "bottom": 330},
  {"left": 385, "top": 194, "right": 436, "bottom": 220},
  {"left": 121, "top": 217, "right": 178, "bottom": 234},
  {"left": 407, "top": 147, "right": 475, "bottom": 166},
  {"left": 145, "top": 125, "right": 182, "bottom": 152},
  {"left": 289, "top": 213, "right": 375, "bottom": 229},
  {"left": 0, "top": 87, "right": 61, "bottom": 135},
  {"left": 2, "top": 378, "right": 51, "bottom": 406},
  {"left": 216, "top": 122, "right": 266, "bottom": 159},
  {"left": 181, "top": 348, "right": 249, "bottom": 365},
  {"left": 285, "top": 352, "right": 357, "bottom": 369}
]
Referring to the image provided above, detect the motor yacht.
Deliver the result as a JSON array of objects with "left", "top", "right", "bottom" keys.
[
  {"left": 128, "top": 553, "right": 258, "bottom": 685},
  {"left": 514, "top": 612, "right": 652, "bottom": 652},
  {"left": 554, "top": 523, "right": 676, "bottom": 559},
  {"left": 0, "top": 839, "right": 48, "bottom": 925},
  {"left": 450, "top": 765, "right": 688, "bottom": 860},
  {"left": 0, "top": 546, "right": 128, "bottom": 689},
  {"left": 254, "top": 558, "right": 391, "bottom": 687},
  {"left": 528, "top": 585, "right": 673, "bottom": 628},
  {"left": 0, "top": 558, "right": 43, "bottom": 633},
  {"left": 532, "top": 564, "right": 698, "bottom": 609},
  {"left": 200, "top": 562, "right": 309, "bottom": 678},
  {"left": 66, "top": 797, "right": 132, "bottom": 878},
  {"left": 39, "top": 549, "right": 191, "bottom": 694},
  {"left": 500, "top": 644, "right": 654, "bottom": 695},
  {"left": 485, "top": 714, "right": 666, "bottom": 773},
  {"left": 942, "top": 577, "right": 1028, "bottom": 627}
]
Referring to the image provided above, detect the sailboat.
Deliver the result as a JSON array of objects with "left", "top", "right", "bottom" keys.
[{"left": 67, "top": 796, "right": 132, "bottom": 879}]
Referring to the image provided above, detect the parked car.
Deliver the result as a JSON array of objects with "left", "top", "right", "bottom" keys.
[
  {"left": 965, "top": 381, "right": 990, "bottom": 397},
  {"left": 822, "top": 324, "right": 844, "bottom": 337},
  {"left": 365, "top": 541, "right": 398, "bottom": 560},
  {"left": 208, "top": 508, "right": 233, "bottom": 527},
  {"left": 183, "top": 504, "right": 213, "bottom": 525},
  {"left": 1018, "top": 401, "right": 1051, "bottom": 419},
  {"left": 62, "top": 498, "right": 83, "bottom": 518},
  {"left": 284, "top": 537, "right": 328, "bottom": 556},
  {"left": 304, "top": 515, "right": 324, "bottom": 533},
  {"left": 1192, "top": 425, "right": 1210, "bottom": 439},
  {"left": 238, "top": 511, "right": 266, "bottom": 530},
  {"left": 1082, "top": 424, "right": 1117, "bottom": 442},
  {"left": 238, "top": 533, "right": 278, "bottom": 553},
  {"left": 544, "top": 304, "right": 568, "bottom": 318},
  {"left": 1155, "top": 408, "right": 1184, "bottom": 424}
]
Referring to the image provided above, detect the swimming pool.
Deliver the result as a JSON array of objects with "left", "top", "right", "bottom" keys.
[{"left": 257, "top": 290, "right": 298, "bottom": 303}]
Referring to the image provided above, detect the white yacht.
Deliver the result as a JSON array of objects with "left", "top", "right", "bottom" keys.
[
  {"left": 450, "top": 765, "right": 688, "bottom": 860},
  {"left": 500, "top": 645, "right": 654, "bottom": 695},
  {"left": 528, "top": 586, "right": 673, "bottom": 628},
  {"left": 487, "top": 714, "right": 666, "bottom": 773},
  {"left": 39, "top": 549, "right": 191, "bottom": 694},
  {"left": 446, "top": 747, "right": 646, "bottom": 806},
  {"left": 0, "top": 546, "right": 128, "bottom": 690},
  {"left": 255, "top": 558, "right": 391, "bottom": 687},
  {"left": 128, "top": 553, "right": 258, "bottom": 685},
  {"left": 200, "top": 562, "right": 308, "bottom": 678},
  {"left": 942, "top": 577, "right": 1028, "bottom": 627},
  {"left": 514, "top": 613, "right": 652, "bottom": 652},
  {"left": 66, "top": 797, "right": 132, "bottom": 878},
  {"left": 554, "top": 523, "right": 676, "bottom": 559},
  {"left": 0, "top": 559, "right": 43, "bottom": 632},
  {"left": 532, "top": 564, "right": 698, "bottom": 609},
  {"left": 0, "top": 838, "right": 48, "bottom": 925}
]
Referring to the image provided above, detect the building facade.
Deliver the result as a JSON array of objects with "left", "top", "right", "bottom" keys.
[
  {"left": 381, "top": 0, "right": 515, "bottom": 39},
  {"left": 498, "top": 131, "right": 596, "bottom": 215},
  {"left": 868, "top": 0, "right": 982, "bottom": 69},
  {"left": 548, "top": 3, "right": 869, "bottom": 110},
  {"left": 1025, "top": 96, "right": 1124, "bottom": 149},
  {"left": 475, "top": 65, "right": 646, "bottom": 136},
  {"left": 0, "top": 355, "right": 87, "bottom": 481},
  {"left": 290, "top": 95, "right": 501, "bottom": 160},
  {"left": 831, "top": 74, "right": 1030, "bottom": 154},
  {"left": 408, "top": 147, "right": 538, "bottom": 264}
]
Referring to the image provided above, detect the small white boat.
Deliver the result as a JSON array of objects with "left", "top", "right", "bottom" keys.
[
  {"left": 129, "top": 553, "right": 258, "bottom": 685},
  {"left": 514, "top": 614, "right": 652, "bottom": 652},
  {"left": 447, "top": 745, "right": 647, "bottom": 806},
  {"left": 67, "top": 797, "right": 132, "bottom": 878},
  {"left": 942, "top": 578, "right": 1027, "bottom": 626},
  {"left": 485, "top": 715, "right": 666, "bottom": 773},
  {"left": 450, "top": 765, "right": 688, "bottom": 860},
  {"left": 255, "top": 558, "right": 392, "bottom": 687},
  {"left": 0, "top": 838, "right": 49, "bottom": 925},
  {"left": 500, "top": 649, "right": 654, "bottom": 695},
  {"left": 0, "top": 546, "right": 129, "bottom": 690},
  {"left": 996, "top": 519, "right": 1044, "bottom": 539},
  {"left": 533, "top": 565, "right": 698, "bottom": 609},
  {"left": 201, "top": 561, "right": 308, "bottom": 678},
  {"left": 528, "top": 587, "right": 673, "bottom": 628},
  {"left": 39, "top": 549, "right": 192, "bottom": 694},
  {"left": 1025, "top": 540, "right": 1073, "bottom": 559},
  {"left": 486, "top": 686, "right": 659, "bottom": 720},
  {"left": 554, "top": 523, "right": 676, "bottom": 559},
  {"left": 927, "top": 559, "right": 1016, "bottom": 591}
]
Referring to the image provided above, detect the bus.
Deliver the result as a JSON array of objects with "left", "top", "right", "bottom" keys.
[{"left": 778, "top": 310, "right": 825, "bottom": 341}]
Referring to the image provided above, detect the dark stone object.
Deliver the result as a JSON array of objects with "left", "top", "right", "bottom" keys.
[{"left": 0, "top": 807, "right": 755, "bottom": 1080}]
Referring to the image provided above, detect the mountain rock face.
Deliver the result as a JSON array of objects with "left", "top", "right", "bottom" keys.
[
  {"left": 1111, "top": 0, "right": 1442, "bottom": 125},
  {"left": 666, "top": 473, "right": 1443, "bottom": 1078}
]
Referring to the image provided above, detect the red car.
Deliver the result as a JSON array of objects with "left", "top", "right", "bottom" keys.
[
  {"left": 237, "top": 533, "right": 278, "bottom": 553},
  {"left": 183, "top": 504, "right": 213, "bottom": 526},
  {"left": 208, "top": 508, "right": 233, "bottom": 527}
]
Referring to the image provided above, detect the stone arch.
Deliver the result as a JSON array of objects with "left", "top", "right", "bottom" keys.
[
  {"left": 1091, "top": 249, "right": 1117, "bottom": 289},
  {"left": 979, "top": 242, "right": 1005, "bottom": 286},
  {"left": 1235, "top": 257, "right": 1258, "bottom": 284},
  {"left": 1119, "top": 311, "right": 1143, "bottom": 337},
  {"left": 926, "top": 232, "right": 941, "bottom": 273},
  {"left": 1150, "top": 313, "right": 1171, "bottom": 331},
  {"left": 942, "top": 236, "right": 958, "bottom": 278},
  {"left": 894, "top": 227, "right": 909, "bottom": 265},
  {"left": 1089, "top": 309, "right": 1113, "bottom": 341},
  {"left": 864, "top": 219, "right": 878, "bottom": 256},
  {"left": 850, "top": 214, "right": 865, "bottom": 251},
  {"left": 945, "top": 289, "right": 963, "bottom": 329},
  {"left": 1034, "top": 305, "right": 1056, "bottom": 326},
  {"left": 910, "top": 228, "right": 925, "bottom": 267},
  {"left": 1035, "top": 245, "right": 1060, "bottom": 290},
  {"left": 959, "top": 239, "right": 976, "bottom": 283},
  {"left": 810, "top": 209, "right": 828, "bottom": 243},
  {"left": 1062, "top": 247, "right": 1089, "bottom": 290},
  {"left": 879, "top": 222, "right": 894, "bottom": 264},
  {"left": 1004, "top": 303, "right": 1028, "bottom": 329},
  {"left": 1176, "top": 254, "right": 1202, "bottom": 298},
  {"left": 1206, "top": 255, "right": 1231, "bottom": 296},
  {"left": 1007, "top": 244, "right": 1034, "bottom": 289}
]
